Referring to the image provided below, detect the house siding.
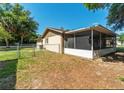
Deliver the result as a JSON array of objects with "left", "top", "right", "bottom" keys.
[
  {"left": 43, "top": 32, "right": 62, "bottom": 53},
  {"left": 36, "top": 42, "right": 42, "bottom": 49}
]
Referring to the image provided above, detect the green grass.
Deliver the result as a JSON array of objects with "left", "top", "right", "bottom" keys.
[
  {"left": 0, "top": 48, "right": 35, "bottom": 61},
  {"left": 0, "top": 48, "right": 37, "bottom": 78},
  {"left": 118, "top": 76, "right": 124, "bottom": 82},
  {"left": 0, "top": 48, "right": 39, "bottom": 89},
  {"left": 117, "top": 47, "right": 124, "bottom": 52},
  {"left": 0, "top": 60, "right": 17, "bottom": 78},
  {"left": 0, "top": 51, "right": 17, "bottom": 61},
  {"left": 1, "top": 48, "right": 124, "bottom": 89}
]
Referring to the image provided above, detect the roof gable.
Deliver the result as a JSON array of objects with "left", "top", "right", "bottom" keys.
[{"left": 42, "top": 27, "right": 65, "bottom": 38}]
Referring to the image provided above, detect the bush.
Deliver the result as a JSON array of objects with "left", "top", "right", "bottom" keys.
[{"left": 118, "top": 76, "right": 124, "bottom": 82}]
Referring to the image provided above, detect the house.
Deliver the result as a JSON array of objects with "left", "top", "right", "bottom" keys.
[
  {"left": 116, "top": 36, "right": 124, "bottom": 47},
  {"left": 36, "top": 36, "right": 43, "bottom": 49},
  {"left": 37, "top": 25, "right": 116, "bottom": 59}
]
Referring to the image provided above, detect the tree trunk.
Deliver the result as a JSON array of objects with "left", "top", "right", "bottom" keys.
[
  {"left": 21, "top": 36, "right": 24, "bottom": 46},
  {"left": 5, "top": 38, "right": 9, "bottom": 47},
  {"left": 122, "top": 41, "right": 124, "bottom": 45},
  {"left": 121, "top": 41, "right": 123, "bottom": 46}
]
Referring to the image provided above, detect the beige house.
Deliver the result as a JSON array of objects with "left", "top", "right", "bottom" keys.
[{"left": 37, "top": 25, "right": 116, "bottom": 59}]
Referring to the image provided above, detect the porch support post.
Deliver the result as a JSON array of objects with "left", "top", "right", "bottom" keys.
[
  {"left": 113, "top": 36, "right": 114, "bottom": 48},
  {"left": 61, "top": 33, "right": 64, "bottom": 54},
  {"left": 115, "top": 36, "right": 116, "bottom": 48},
  {"left": 100, "top": 32, "right": 101, "bottom": 49},
  {"left": 74, "top": 33, "right": 76, "bottom": 49},
  {"left": 114, "top": 35, "right": 116, "bottom": 49},
  {"left": 91, "top": 29, "right": 94, "bottom": 58}
]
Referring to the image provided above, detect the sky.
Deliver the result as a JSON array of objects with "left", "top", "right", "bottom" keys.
[{"left": 22, "top": 3, "right": 109, "bottom": 35}]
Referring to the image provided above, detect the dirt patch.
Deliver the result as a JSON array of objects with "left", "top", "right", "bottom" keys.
[{"left": 14, "top": 51, "right": 124, "bottom": 89}]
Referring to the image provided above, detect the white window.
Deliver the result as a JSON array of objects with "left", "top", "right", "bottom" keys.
[{"left": 45, "top": 38, "right": 48, "bottom": 44}]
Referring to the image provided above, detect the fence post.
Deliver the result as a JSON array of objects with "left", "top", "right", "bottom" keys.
[
  {"left": 33, "top": 44, "right": 36, "bottom": 57},
  {"left": 17, "top": 43, "right": 20, "bottom": 59}
]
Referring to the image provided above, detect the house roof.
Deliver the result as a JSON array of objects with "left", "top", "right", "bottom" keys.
[
  {"left": 42, "top": 25, "right": 116, "bottom": 38},
  {"left": 42, "top": 27, "right": 66, "bottom": 38},
  {"left": 66, "top": 25, "right": 116, "bottom": 36}
]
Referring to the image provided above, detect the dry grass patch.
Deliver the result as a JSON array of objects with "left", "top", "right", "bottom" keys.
[
  {"left": 15, "top": 50, "right": 124, "bottom": 89},
  {"left": 1, "top": 49, "right": 124, "bottom": 89}
]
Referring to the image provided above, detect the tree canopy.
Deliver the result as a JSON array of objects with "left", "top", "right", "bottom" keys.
[
  {"left": 119, "top": 33, "right": 124, "bottom": 42},
  {"left": 0, "top": 25, "right": 12, "bottom": 46},
  {"left": 83, "top": 3, "right": 124, "bottom": 31},
  {"left": 0, "top": 3, "right": 39, "bottom": 46}
]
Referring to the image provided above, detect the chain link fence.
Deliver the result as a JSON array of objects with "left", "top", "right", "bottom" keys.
[{"left": 0, "top": 44, "right": 38, "bottom": 61}]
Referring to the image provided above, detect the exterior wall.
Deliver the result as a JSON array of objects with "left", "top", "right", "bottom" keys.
[
  {"left": 36, "top": 42, "right": 42, "bottom": 49},
  {"left": 44, "top": 44, "right": 60, "bottom": 53},
  {"left": 94, "top": 48, "right": 116, "bottom": 57},
  {"left": 43, "top": 34, "right": 62, "bottom": 53},
  {"left": 64, "top": 48, "right": 93, "bottom": 59}
]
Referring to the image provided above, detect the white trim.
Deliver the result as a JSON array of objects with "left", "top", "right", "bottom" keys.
[
  {"left": 48, "top": 27, "right": 64, "bottom": 33},
  {"left": 64, "top": 48, "right": 93, "bottom": 59}
]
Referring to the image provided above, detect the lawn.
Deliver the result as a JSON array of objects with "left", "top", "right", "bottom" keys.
[
  {"left": 0, "top": 47, "right": 124, "bottom": 89},
  {"left": 117, "top": 46, "right": 124, "bottom": 52}
]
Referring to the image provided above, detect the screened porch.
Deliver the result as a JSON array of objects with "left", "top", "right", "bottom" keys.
[{"left": 64, "top": 29, "right": 116, "bottom": 58}]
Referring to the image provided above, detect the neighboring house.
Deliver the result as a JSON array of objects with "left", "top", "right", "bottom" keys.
[
  {"left": 37, "top": 24, "right": 116, "bottom": 59},
  {"left": 116, "top": 36, "right": 124, "bottom": 46}
]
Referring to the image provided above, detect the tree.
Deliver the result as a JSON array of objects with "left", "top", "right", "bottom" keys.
[
  {"left": 0, "top": 4, "right": 13, "bottom": 32},
  {"left": 0, "top": 25, "right": 12, "bottom": 47},
  {"left": 83, "top": 3, "right": 124, "bottom": 31},
  {"left": 118, "top": 33, "right": 124, "bottom": 45},
  {"left": 25, "top": 32, "right": 38, "bottom": 43},
  {"left": 84, "top": 3, "right": 109, "bottom": 11},
  {"left": 0, "top": 4, "right": 38, "bottom": 45},
  {"left": 11, "top": 4, "right": 38, "bottom": 45},
  {"left": 9, "top": 4, "right": 38, "bottom": 45}
]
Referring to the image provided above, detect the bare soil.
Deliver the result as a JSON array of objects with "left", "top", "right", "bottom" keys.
[{"left": 15, "top": 51, "right": 124, "bottom": 89}]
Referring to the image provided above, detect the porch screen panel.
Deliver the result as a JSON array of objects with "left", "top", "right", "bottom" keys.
[
  {"left": 76, "top": 35, "right": 91, "bottom": 50},
  {"left": 65, "top": 37, "right": 74, "bottom": 48}
]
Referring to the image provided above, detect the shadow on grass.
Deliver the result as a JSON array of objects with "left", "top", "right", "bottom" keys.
[
  {"left": 0, "top": 48, "right": 17, "bottom": 51},
  {"left": 117, "top": 47, "right": 124, "bottom": 52},
  {"left": 0, "top": 59, "right": 18, "bottom": 90}
]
